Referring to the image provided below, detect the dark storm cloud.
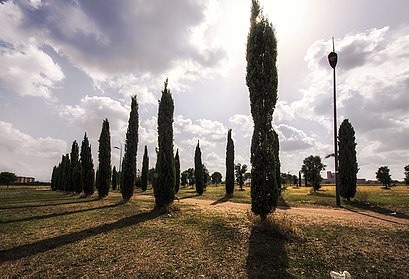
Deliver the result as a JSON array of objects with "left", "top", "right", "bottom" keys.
[{"left": 15, "top": 0, "right": 224, "bottom": 75}]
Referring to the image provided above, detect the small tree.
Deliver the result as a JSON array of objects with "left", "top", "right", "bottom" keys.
[
  {"left": 338, "top": 119, "right": 358, "bottom": 201},
  {"left": 301, "top": 155, "right": 326, "bottom": 192},
  {"left": 175, "top": 149, "right": 180, "bottom": 193},
  {"left": 203, "top": 164, "right": 210, "bottom": 188},
  {"left": 235, "top": 163, "right": 248, "bottom": 191},
  {"left": 112, "top": 166, "right": 117, "bottom": 190},
  {"left": 121, "top": 96, "right": 139, "bottom": 202},
  {"left": 194, "top": 141, "right": 204, "bottom": 195},
  {"left": 181, "top": 171, "right": 188, "bottom": 187},
  {"left": 211, "top": 172, "right": 222, "bottom": 186},
  {"left": 376, "top": 166, "right": 392, "bottom": 189},
  {"left": 225, "top": 129, "right": 235, "bottom": 195},
  {"left": 0, "top": 172, "right": 17, "bottom": 188},
  {"left": 154, "top": 79, "right": 176, "bottom": 208},
  {"left": 97, "top": 119, "right": 111, "bottom": 198},
  {"left": 404, "top": 165, "right": 409, "bottom": 186},
  {"left": 141, "top": 146, "right": 149, "bottom": 191},
  {"left": 80, "top": 133, "right": 95, "bottom": 196}
]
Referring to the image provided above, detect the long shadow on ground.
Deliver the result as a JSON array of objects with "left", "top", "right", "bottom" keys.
[
  {"left": 345, "top": 201, "right": 409, "bottom": 220},
  {"left": 246, "top": 227, "right": 292, "bottom": 278},
  {"left": 210, "top": 195, "right": 232, "bottom": 205},
  {"left": 0, "top": 209, "right": 162, "bottom": 263},
  {"left": 0, "top": 198, "right": 98, "bottom": 210},
  {"left": 0, "top": 203, "right": 120, "bottom": 224}
]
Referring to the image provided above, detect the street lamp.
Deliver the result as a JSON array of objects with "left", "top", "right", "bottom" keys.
[
  {"left": 328, "top": 37, "right": 341, "bottom": 207},
  {"left": 114, "top": 143, "right": 123, "bottom": 187}
]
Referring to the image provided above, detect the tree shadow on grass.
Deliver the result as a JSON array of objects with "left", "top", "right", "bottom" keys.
[
  {"left": 246, "top": 227, "right": 292, "bottom": 278},
  {"left": 0, "top": 209, "right": 162, "bottom": 263},
  {"left": 178, "top": 193, "right": 200, "bottom": 200},
  {"left": 210, "top": 195, "right": 232, "bottom": 205},
  {"left": 0, "top": 198, "right": 98, "bottom": 210},
  {"left": 344, "top": 201, "right": 409, "bottom": 220},
  {"left": 1, "top": 203, "right": 121, "bottom": 225}
]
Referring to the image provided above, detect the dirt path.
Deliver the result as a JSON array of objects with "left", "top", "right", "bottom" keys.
[{"left": 134, "top": 194, "right": 409, "bottom": 227}]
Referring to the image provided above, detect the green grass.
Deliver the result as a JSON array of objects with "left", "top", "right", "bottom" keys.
[{"left": 0, "top": 187, "right": 408, "bottom": 278}]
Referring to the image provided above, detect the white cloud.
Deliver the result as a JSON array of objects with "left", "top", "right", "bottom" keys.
[
  {"left": 0, "top": 121, "right": 67, "bottom": 180},
  {"left": 0, "top": 43, "right": 64, "bottom": 99},
  {"left": 59, "top": 95, "right": 129, "bottom": 141}
]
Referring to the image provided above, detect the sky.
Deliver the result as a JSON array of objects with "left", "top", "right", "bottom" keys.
[{"left": 1, "top": 0, "right": 409, "bottom": 182}]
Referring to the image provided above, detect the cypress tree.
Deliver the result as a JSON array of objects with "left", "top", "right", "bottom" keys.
[
  {"left": 61, "top": 154, "right": 71, "bottom": 192},
  {"left": 112, "top": 166, "right": 117, "bottom": 190},
  {"left": 194, "top": 141, "right": 204, "bottom": 195},
  {"left": 246, "top": 0, "right": 280, "bottom": 219},
  {"left": 154, "top": 79, "right": 175, "bottom": 208},
  {"left": 338, "top": 119, "right": 358, "bottom": 201},
  {"left": 70, "top": 140, "right": 82, "bottom": 194},
  {"left": 273, "top": 130, "right": 281, "bottom": 192},
  {"left": 175, "top": 149, "right": 180, "bottom": 194},
  {"left": 141, "top": 145, "right": 149, "bottom": 191},
  {"left": 97, "top": 119, "right": 111, "bottom": 198},
  {"left": 51, "top": 165, "right": 57, "bottom": 191},
  {"left": 225, "top": 129, "right": 235, "bottom": 195},
  {"left": 121, "top": 96, "right": 139, "bottom": 202},
  {"left": 80, "top": 133, "right": 95, "bottom": 196}
]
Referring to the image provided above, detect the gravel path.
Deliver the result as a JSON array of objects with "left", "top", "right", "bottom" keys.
[{"left": 134, "top": 194, "right": 409, "bottom": 227}]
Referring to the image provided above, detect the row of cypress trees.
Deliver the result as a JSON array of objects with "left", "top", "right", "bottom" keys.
[
  {"left": 51, "top": 133, "right": 95, "bottom": 196},
  {"left": 51, "top": 0, "right": 283, "bottom": 220}
]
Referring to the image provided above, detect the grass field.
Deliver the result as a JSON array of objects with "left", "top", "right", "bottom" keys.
[{"left": 0, "top": 186, "right": 408, "bottom": 278}]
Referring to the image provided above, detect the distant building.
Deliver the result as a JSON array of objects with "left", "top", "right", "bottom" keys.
[
  {"left": 322, "top": 171, "right": 366, "bottom": 184},
  {"left": 16, "top": 176, "right": 35, "bottom": 183}
]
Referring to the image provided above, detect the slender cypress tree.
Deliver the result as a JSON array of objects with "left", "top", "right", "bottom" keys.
[
  {"left": 141, "top": 145, "right": 149, "bottom": 191},
  {"left": 195, "top": 141, "right": 204, "bottom": 195},
  {"left": 273, "top": 130, "right": 281, "bottom": 192},
  {"left": 175, "top": 149, "right": 180, "bottom": 194},
  {"left": 61, "top": 154, "right": 71, "bottom": 192},
  {"left": 226, "top": 129, "right": 235, "bottom": 195},
  {"left": 121, "top": 96, "right": 139, "bottom": 202},
  {"left": 51, "top": 165, "right": 57, "bottom": 191},
  {"left": 338, "top": 119, "right": 358, "bottom": 201},
  {"left": 246, "top": 0, "right": 280, "bottom": 219},
  {"left": 154, "top": 79, "right": 176, "bottom": 208},
  {"left": 112, "top": 166, "right": 117, "bottom": 190},
  {"left": 80, "top": 133, "right": 95, "bottom": 196},
  {"left": 70, "top": 140, "right": 82, "bottom": 194},
  {"left": 97, "top": 119, "right": 111, "bottom": 198}
]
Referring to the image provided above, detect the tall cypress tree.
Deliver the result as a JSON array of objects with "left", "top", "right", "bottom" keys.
[
  {"left": 195, "top": 141, "right": 204, "bottom": 195},
  {"left": 80, "top": 133, "right": 95, "bottom": 196},
  {"left": 175, "top": 149, "right": 180, "bottom": 194},
  {"left": 61, "top": 154, "right": 71, "bottom": 192},
  {"left": 70, "top": 140, "right": 82, "bottom": 194},
  {"left": 121, "top": 96, "right": 139, "bottom": 202},
  {"left": 338, "top": 119, "right": 358, "bottom": 201},
  {"left": 246, "top": 0, "right": 279, "bottom": 219},
  {"left": 112, "top": 166, "right": 117, "bottom": 190},
  {"left": 51, "top": 165, "right": 57, "bottom": 191},
  {"left": 97, "top": 119, "right": 111, "bottom": 198},
  {"left": 154, "top": 79, "right": 175, "bottom": 208},
  {"left": 225, "top": 129, "right": 235, "bottom": 196},
  {"left": 141, "top": 145, "right": 149, "bottom": 191},
  {"left": 273, "top": 130, "right": 281, "bottom": 192}
]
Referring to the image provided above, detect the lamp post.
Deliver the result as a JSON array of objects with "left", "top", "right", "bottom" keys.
[
  {"left": 114, "top": 142, "right": 122, "bottom": 188},
  {"left": 328, "top": 37, "right": 341, "bottom": 207}
]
